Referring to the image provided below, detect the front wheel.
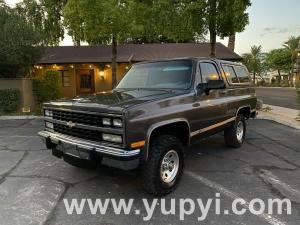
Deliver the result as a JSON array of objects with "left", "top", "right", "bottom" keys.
[
  {"left": 224, "top": 114, "right": 246, "bottom": 148},
  {"left": 142, "top": 135, "right": 184, "bottom": 196}
]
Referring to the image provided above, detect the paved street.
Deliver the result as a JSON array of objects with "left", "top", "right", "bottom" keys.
[
  {"left": 0, "top": 118, "right": 300, "bottom": 225},
  {"left": 255, "top": 87, "right": 298, "bottom": 109}
]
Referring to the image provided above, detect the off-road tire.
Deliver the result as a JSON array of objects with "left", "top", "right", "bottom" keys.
[
  {"left": 142, "top": 135, "right": 184, "bottom": 196},
  {"left": 224, "top": 114, "right": 246, "bottom": 148}
]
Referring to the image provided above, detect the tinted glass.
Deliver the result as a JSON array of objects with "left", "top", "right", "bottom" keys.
[
  {"left": 116, "top": 60, "right": 193, "bottom": 89},
  {"left": 222, "top": 65, "right": 239, "bottom": 83},
  {"left": 200, "top": 63, "right": 220, "bottom": 83},
  {"left": 234, "top": 66, "right": 251, "bottom": 83}
]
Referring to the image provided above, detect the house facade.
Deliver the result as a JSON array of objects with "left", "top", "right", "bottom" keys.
[{"left": 34, "top": 43, "right": 242, "bottom": 98}]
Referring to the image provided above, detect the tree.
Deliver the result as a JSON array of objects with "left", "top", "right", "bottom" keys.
[
  {"left": 242, "top": 45, "right": 263, "bottom": 83},
  {"left": 266, "top": 48, "right": 291, "bottom": 84},
  {"left": 129, "top": 0, "right": 206, "bottom": 44},
  {"left": 0, "top": 2, "right": 43, "bottom": 77},
  {"left": 283, "top": 36, "right": 300, "bottom": 82},
  {"left": 206, "top": 0, "right": 251, "bottom": 57},
  {"left": 62, "top": 0, "right": 84, "bottom": 46},
  {"left": 64, "top": 0, "right": 136, "bottom": 88},
  {"left": 228, "top": 34, "right": 236, "bottom": 51},
  {"left": 162, "top": 0, "right": 206, "bottom": 43},
  {"left": 64, "top": 0, "right": 207, "bottom": 88},
  {"left": 16, "top": 0, "right": 67, "bottom": 46}
]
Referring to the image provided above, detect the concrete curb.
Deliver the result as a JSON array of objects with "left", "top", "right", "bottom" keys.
[
  {"left": 257, "top": 115, "right": 300, "bottom": 130},
  {"left": 256, "top": 87, "right": 296, "bottom": 90},
  {"left": 0, "top": 115, "right": 42, "bottom": 120},
  {"left": 256, "top": 103, "right": 300, "bottom": 130}
]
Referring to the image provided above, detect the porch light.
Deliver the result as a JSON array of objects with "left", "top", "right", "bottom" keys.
[
  {"left": 125, "top": 66, "right": 129, "bottom": 70},
  {"left": 99, "top": 71, "right": 105, "bottom": 80},
  {"left": 106, "top": 64, "right": 111, "bottom": 68},
  {"left": 70, "top": 65, "right": 74, "bottom": 69},
  {"left": 89, "top": 65, "right": 92, "bottom": 68}
]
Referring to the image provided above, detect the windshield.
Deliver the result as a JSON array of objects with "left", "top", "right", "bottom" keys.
[{"left": 116, "top": 60, "right": 193, "bottom": 90}]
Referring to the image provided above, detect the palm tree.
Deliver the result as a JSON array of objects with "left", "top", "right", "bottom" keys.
[
  {"left": 283, "top": 36, "right": 300, "bottom": 83},
  {"left": 228, "top": 33, "right": 236, "bottom": 52},
  {"left": 242, "top": 45, "right": 263, "bottom": 84}
]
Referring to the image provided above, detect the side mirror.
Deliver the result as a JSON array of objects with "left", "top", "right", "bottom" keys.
[{"left": 197, "top": 80, "right": 226, "bottom": 95}]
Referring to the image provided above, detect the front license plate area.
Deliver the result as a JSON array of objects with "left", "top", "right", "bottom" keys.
[
  {"left": 58, "top": 143, "right": 80, "bottom": 158},
  {"left": 57, "top": 143, "right": 91, "bottom": 160},
  {"left": 77, "top": 147, "right": 90, "bottom": 160}
]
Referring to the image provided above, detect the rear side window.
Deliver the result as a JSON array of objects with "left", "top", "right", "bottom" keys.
[
  {"left": 234, "top": 66, "right": 251, "bottom": 83},
  {"left": 200, "top": 62, "right": 220, "bottom": 83},
  {"left": 222, "top": 65, "right": 239, "bottom": 83}
]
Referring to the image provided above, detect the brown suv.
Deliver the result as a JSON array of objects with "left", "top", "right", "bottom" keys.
[{"left": 39, "top": 58, "right": 257, "bottom": 195}]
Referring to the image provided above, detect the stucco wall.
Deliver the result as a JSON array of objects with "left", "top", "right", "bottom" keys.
[{"left": 0, "top": 78, "right": 35, "bottom": 113}]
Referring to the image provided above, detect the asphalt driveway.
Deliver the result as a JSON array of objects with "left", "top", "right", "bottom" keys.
[{"left": 0, "top": 118, "right": 299, "bottom": 225}]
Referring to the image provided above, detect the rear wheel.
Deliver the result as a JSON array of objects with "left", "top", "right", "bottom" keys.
[
  {"left": 142, "top": 135, "right": 184, "bottom": 196},
  {"left": 224, "top": 114, "right": 246, "bottom": 148}
]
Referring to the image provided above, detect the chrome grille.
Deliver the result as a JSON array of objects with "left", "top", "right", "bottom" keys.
[
  {"left": 53, "top": 123, "right": 102, "bottom": 142},
  {"left": 52, "top": 110, "right": 101, "bottom": 127}
]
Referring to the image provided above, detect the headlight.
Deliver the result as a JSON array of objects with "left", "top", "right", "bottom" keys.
[
  {"left": 113, "top": 118, "right": 122, "bottom": 128},
  {"left": 45, "top": 122, "right": 54, "bottom": 130},
  {"left": 102, "top": 118, "right": 111, "bottom": 126},
  {"left": 102, "top": 133, "right": 122, "bottom": 143},
  {"left": 44, "top": 109, "right": 53, "bottom": 117}
]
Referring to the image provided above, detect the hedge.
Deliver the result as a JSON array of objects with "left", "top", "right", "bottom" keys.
[
  {"left": 0, "top": 89, "right": 21, "bottom": 113},
  {"left": 32, "top": 70, "right": 61, "bottom": 114}
]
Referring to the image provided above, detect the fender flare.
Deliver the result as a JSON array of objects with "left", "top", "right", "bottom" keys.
[
  {"left": 141, "top": 118, "right": 190, "bottom": 162},
  {"left": 235, "top": 105, "right": 251, "bottom": 118}
]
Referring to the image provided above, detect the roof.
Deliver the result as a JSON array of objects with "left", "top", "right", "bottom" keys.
[{"left": 38, "top": 43, "right": 242, "bottom": 64}]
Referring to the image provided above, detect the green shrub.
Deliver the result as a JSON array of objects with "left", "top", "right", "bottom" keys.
[
  {"left": 0, "top": 89, "right": 21, "bottom": 113},
  {"left": 257, "top": 80, "right": 267, "bottom": 86},
  {"left": 32, "top": 70, "right": 61, "bottom": 114},
  {"left": 280, "top": 80, "right": 290, "bottom": 87}
]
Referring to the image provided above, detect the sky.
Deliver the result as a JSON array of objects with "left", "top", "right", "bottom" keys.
[{"left": 5, "top": 0, "right": 300, "bottom": 55}]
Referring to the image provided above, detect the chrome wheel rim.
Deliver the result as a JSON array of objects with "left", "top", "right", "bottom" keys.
[
  {"left": 160, "top": 150, "right": 179, "bottom": 183},
  {"left": 236, "top": 121, "right": 244, "bottom": 142}
]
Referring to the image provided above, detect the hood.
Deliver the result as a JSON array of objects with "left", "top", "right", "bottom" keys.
[{"left": 47, "top": 89, "right": 184, "bottom": 113}]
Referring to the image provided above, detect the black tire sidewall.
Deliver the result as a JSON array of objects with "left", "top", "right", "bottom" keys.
[
  {"left": 236, "top": 115, "right": 246, "bottom": 144},
  {"left": 224, "top": 114, "right": 246, "bottom": 148},
  {"left": 142, "top": 135, "right": 184, "bottom": 195}
]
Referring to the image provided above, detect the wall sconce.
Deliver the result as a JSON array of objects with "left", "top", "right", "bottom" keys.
[
  {"left": 70, "top": 65, "right": 74, "bottom": 69},
  {"left": 99, "top": 71, "right": 105, "bottom": 80}
]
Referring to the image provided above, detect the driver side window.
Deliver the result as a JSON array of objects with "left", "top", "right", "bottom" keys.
[{"left": 200, "top": 62, "right": 220, "bottom": 83}]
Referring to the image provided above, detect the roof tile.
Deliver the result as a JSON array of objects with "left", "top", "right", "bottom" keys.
[{"left": 39, "top": 43, "right": 242, "bottom": 64}]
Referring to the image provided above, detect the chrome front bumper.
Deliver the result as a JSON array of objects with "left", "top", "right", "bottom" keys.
[{"left": 38, "top": 131, "right": 140, "bottom": 157}]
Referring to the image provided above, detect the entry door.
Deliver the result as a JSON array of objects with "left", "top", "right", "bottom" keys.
[{"left": 76, "top": 69, "right": 95, "bottom": 95}]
